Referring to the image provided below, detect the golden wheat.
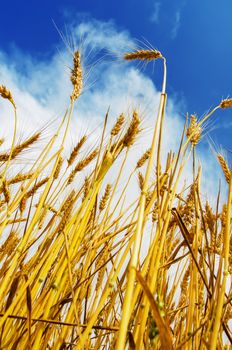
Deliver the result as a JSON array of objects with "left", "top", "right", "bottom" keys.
[{"left": 124, "top": 49, "right": 162, "bottom": 61}]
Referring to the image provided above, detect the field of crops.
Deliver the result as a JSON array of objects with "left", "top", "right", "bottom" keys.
[{"left": 0, "top": 47, "right": 231, "bottom": 349}]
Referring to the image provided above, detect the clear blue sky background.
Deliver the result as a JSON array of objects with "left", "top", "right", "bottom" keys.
[{"left": 0, "top": 0, "right": 232, "bottom": 151}]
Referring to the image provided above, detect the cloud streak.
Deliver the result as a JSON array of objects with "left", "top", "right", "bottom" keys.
[
  {"left": 150, "top": 2, "right": 161, "bottom": 23},
  {"left": 171, "top": 10, "right": 181, "bottom": 39}
]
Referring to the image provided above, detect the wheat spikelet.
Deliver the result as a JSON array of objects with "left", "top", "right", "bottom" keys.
[
  {"left": 19, "top": 178, "right": 48, "bottom": 213},
  {"left": 178, "top": 264, "right": 190, "bottom": 307},
  {"left": 145, "top": 191, "right": 152, "bottom": 208},
  {"left": 70, "top": 51, "right": 83, "bottom": 102},
  {"left": 2, "top": 180, "right": 10, "bottom": 203},
  {"left": 26, "top": 177, "right": 49, "bottom": 199},
  {"left": 68, "top": 149, "right": 98, "bottom": 184},
  {"left": 13, "top": 132, "right": 41, "bottom": 156},
  {"left": 19, "top": 191, "right": 26, "bottom": 214},
  {"left": 0, "top": 85, "right": 16, "bottom": 108},
  {"left": 220, "top": 204, "right": 227, "bottom": 228},
  {"left": 136, "top": 148, "right": 151, "bottom": 168},
  {"left": 7, "top": 173, "right": 33, "bottom": 185},
  {"left": 217, "top": 154, "right": 230, "bottom": 184},
  {"left": 204, "top": 201, "right": 216, "bottom": 233},
  {"left": 124, "top": 49, "right": 162, "bottom": 61},
  {"left": 0, "top": 132, "right": 40, "bottom": 162},
  {"left": 138, "top": 171, "right": 144, "bottom": 190},
  {"left": 213, "top": 231, "right": 223, "bottom": 255},
  {"left": 220, "top": 98, "right": 232, "bottom": 109},
  {"left": 186, "top": 114, "right": 201, "bottom": 146},
  {"left": 54, "top": 157, "right": 63, "bottom": 179},
  {"left": 57, "top": 194, "right": 75, "bottom": 233},
  {"left": 111, "top": 114, "right": 125, "bottom": 136},
  {"left": 60, "top": 190, "right": 76, "bottom": 213},
  {"left": 83, "top": 176, "right": 90, "bottom": 201},
  {"left": 86, "top": 207, "right": 95, "bottom": 229},
  {"left": 67, "top": 135, "right": 87, "bottom": 167},
  {"left": 0, "top": 138, "right": 4, "bottom": 146},
  {"left": 122, "top": 111, "right": 140, "bottom": 147},
  {"left": 0, "top": 231, "right": 19, "bottom": 258},
  {"left": 99, "top": 184, "right": 112, "bottom": 211}
]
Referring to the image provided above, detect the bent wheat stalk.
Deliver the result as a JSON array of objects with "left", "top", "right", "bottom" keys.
[{"left": 116, "top": 54, "right": 167, "bottom": 350}]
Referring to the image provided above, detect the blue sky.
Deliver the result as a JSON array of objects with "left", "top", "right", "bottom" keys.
[
  {"left": 0, "top": 0, "right": 231, "bottom": 197},
  {"left": 1, "top": 0, "right": 231, "bottom": 149}
]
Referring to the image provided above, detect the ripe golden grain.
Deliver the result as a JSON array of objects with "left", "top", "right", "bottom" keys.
[
  {"left": 186, "top": 114, "right": 201, "bottom": 146},
  {"left": 0, "top": 132, "right": 40, "bottom": 162},
  {"left": 57, "top": 194, "right": 75, "bottom": 233},
  {"left": 136, "top": 148, "right": 151, "bottom": 168},
  {"left": 122, "top": 111, "right": 140, "bottom": 147},
  {"left": 54, "top": 157, "right": 63, "bottom": 179},
  {"left": 70, "top": 51, "right": 83, "bottom": 102},
  {"left": 7, "top": 173, "right": 33, "bottom": 185},
  {"left": 111, "top": 114, "right": 125, "bottom": 136},
  {"left": 0, "top": 41, "right": 231, "bottom": 350},
  {"left": 99, "top": 184, "right": 112, "bottom": 211},
  {"left": 82, "top": 176, "right": 90, "bottom": 201},
  {"left": 178, "top": 264, "right": 190, "bottom": 306},
  {"left": 2, "top": 180, "right": 10, "bottom": 203},
  {"left": 67, "top": 135, "right": 87, "bottom": 167},
  {"left": 138, "top": 171, "right": 144, "bottom": 190},
  {"left": 26, "top": 177, "right": 49, "bottom": 199},
  {"left": 220, "top": 98, "right": 232, "bottom": 109},
  {"left": 0, "top": 85, "right": 16, "bottom": 108},
  {"left": 217, "top": 154, "right": 230, "bottom": 184},
  {"left": 68, "top": 149, "right": 98, "bottom": 184},
  {"left": 19, "top": 190, "right": 26, "bottom": 213},
  {"left": 0, "top": 231, "right": 19, "bottom": 257},
  {"left": 60, "top": 190, "right": 76, "bottom": 213},
  {"left": 124, "top": 49, "right": 162, "bottom": 61}
]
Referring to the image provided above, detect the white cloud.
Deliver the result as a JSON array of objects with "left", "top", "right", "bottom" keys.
[
  {"left": 171, "top": 10, "right": 181, "bottom": 39},
  {"left": 150, "top": 2, "right": 161, "bottom": 23},
  {"left": 0, "top": 18, "right": 227, "bottom": 203}
]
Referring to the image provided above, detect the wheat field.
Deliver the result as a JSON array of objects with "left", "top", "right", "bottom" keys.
[{"left": 0, "top": 47, "right": 231, "bottom": 349}]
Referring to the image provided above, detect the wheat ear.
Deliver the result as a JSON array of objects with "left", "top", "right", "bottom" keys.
[
  {"left": 124, "top": 49, "right": 162, "bottom": 61},
  {"left": 0, "top": 85, "right": 16, "bottom": 108},
  {"left": 70, "top": 51, "right": 83, "bottom": 102},
  {"left": 220, "top": 98, "right": 232, "bottom": 109}
]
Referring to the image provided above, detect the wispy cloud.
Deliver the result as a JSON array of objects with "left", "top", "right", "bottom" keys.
[
  {"left": 0, "top": 17, "right": 225, "bottom": 201},
  {"left": 150, "top": 1, "right": 161, "bottom": 23},
  {"left": 171, "top": 10, "right": 181, "bottom": 39}
]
